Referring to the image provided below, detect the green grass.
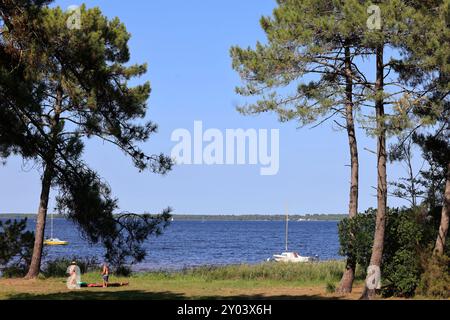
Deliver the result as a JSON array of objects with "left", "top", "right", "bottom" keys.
[
  {"left": 0, "top": 261, "right": 367, "bottom": 300},
  {"left": 137, "top": 260, "right": 358, "bottom": 285}
]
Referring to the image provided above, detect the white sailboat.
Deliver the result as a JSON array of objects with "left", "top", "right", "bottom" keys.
[
  {"left": 44, "top": 213, "right": 68, "bottom": 246},
  {"left": 269, "top": 204, "right": 317, "bottom": 263}
]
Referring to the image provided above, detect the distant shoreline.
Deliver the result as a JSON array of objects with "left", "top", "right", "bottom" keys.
[{"left": 0, "top": 213, "right": 345, "bottom": 221}]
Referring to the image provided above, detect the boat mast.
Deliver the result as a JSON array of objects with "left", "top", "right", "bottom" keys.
[
  {"left": 285, "top": 203, "right": 288, "bottom": 251},
  {"left": 50, "top": 212, "right": 53, "bottom": 239}
]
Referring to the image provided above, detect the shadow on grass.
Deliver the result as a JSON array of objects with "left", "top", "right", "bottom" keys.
[
  {"left": 195, "top": 294, "right": 342, "bottom": 300},
  {"left": 6, "top": 290, "right": 344, "bottom": 300},
  {"left": 6, "top": 290, "right": 185, "bottom": 300}
]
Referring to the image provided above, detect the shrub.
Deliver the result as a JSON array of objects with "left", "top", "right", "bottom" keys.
[
  {"left": 114, "top": 265, "right": 132, "bottom": 277},
  {"left": 338, "top": 209, "right": 376, "bottom": 272},
  {"left": 1, "top": 265, "right": 28, "bottom": 278},
  {"left": 325, "top": 282, "right": 336, "bottom": 293},
  {"left": 338, "top": 207, "right": 446, "bottom": 297},
  {"left": 380, "top": 208, "right": 428, "bottom": 297},
  {"left": 417, "top": 254, "right": 450, "bottom": 299},
  {"left": 42, "top": 256, "right": 99, "bottom": 277}
]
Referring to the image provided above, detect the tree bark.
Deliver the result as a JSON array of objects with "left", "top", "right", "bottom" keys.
[
  {"left": 361, "top": 45, "right": 386, "bottom": 300},
  {"left": 337, "top": 45, "right": 359, "bottom": 294},
  {"left": 24, "top": 161, "right": 54, "bottom": 279},
  {"left": 434, "top": 162, "right": 450, "bottom": 255},
  {"left": 25, "top": 86, "right": 62, "bottom": 279}
]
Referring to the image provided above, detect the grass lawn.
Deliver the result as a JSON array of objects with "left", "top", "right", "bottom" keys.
[{"left": 0, "top": 261, "right": 367, "bottom": 300}]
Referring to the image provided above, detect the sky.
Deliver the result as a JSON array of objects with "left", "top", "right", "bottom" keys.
[{"left": 0, "top": 0, "right": 421, "bottom": 215}]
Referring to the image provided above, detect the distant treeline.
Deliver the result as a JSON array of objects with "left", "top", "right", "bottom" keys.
[
  {"left": 172, "top": 214, "right": 345, "bottom": 221},
  {"left": 0, "top": 213, "right": 345, "bottom": 221}
]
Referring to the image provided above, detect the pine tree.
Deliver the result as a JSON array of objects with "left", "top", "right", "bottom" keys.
[
  {"left": 387, "top": 0, "right": 449, "bottom": 255},
  {"left": 359, "top": 0, "right": 449, "bottom": 298},
  {"left": 0, "top": 0, "right": 49, "bottom": 161},
  {"left": 2, "top": 4, "right": 173, "bottom": 278},
  {"left": 231, "top": 0, "right": 443, "bottom": 297},
  {"left": 230, "top": 0, "right": 375, "bottom": 293}
]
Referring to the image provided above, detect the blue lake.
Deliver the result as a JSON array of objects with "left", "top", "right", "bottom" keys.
[{"left": 5, "top": 218, "right": 342, "bottom": 270}]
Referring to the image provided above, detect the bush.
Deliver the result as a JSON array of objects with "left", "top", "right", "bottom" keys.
[
  {"left": 114, "top": 265, "right": 132, "bottom": 277},
  {"left": 338, "top": 207, "right": 446, "bottom": 297},
  {"left": 325, "top": 282, "right": 336, "bottom": 293},
  {"left": 42, "top": 256, "right": 99, "bottom": 277},
  {"left": 338, "top": 209, "right": 376, "bottom": 272},
  {"left": 380, "top": 209, "right": 428, "bottom": 297},
  {"left": 417, "top": 254, "right": 450, "bottom": 299},
  {"left": 1, "top": 265, "right": 28, "bottom": 278}
]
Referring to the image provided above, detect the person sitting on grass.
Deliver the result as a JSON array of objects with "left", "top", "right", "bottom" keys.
[
  {"left": 66, "top": 261, "right": 81, "bottom": 290},
  {"left": 101, "top": 263, "right": 109, "bottom": 288}
]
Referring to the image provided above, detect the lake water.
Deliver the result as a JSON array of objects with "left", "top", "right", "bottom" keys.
[{"left": 5, "top": 218, "right": 342, "bottom": 270}]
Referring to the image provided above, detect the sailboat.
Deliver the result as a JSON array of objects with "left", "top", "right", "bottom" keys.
[
  {"left": 44, "top": 213, "right": 68, "bottom": 246},
  {"left": 269, "top": 205, "right": 318, "bottom": 263}
]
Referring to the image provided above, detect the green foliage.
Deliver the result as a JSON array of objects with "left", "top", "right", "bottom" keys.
[
  {"left": 417, "top": 254, "right": 450, "bottom": 299},
  {"left": 1, "top": 3, "right": 173, "bottom": 273},
  {"left": 338, "top": 209, "right": 376, "bottom": 271},
  {"left": 380, "top": 209, "right": 426, "bottom": 297},
  {"left": 413, "top": 131, "right": 450, "bottom": 209},
  {"left": 114, "top": 265, "right": 132, "bottom": 277},
  {"left": 230, "top": 0, "right": 369, "bottom": 126},
  {"left": 1, "top": 266, "right": 29, "bottom": 278},
  {"left": 55, "top": 165, "right": 172, "bottom": 268},
  {"left": 42, "top": 256, "right": 99, "bottom": 278},
  {"left": 230, "top": 0, "right": 438, "bottom": 136},
  {"left": 0, "top": 1, "right": 46, "bottom": 163},
  {"left": 389, "top": 127, "right": 449, "bottom": 210},
  {"left": 0, "top": 219, "right": 34, "bottom": 277},
  {"left": 325, "top": 282, "right": 336, "bottom": 293},
  {"left": 338, "top": 207, "right": 447, "bottom": 297},
  {"left": 388, "top": 137, "right": 425, "bottom": 207},
  {"left": 42, "top": 256, "right": 134, "bottom": 278}
]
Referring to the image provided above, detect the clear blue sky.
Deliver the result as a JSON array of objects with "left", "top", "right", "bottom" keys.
[{"left": 0, "top": 0, "right": 417, "bottom": 215}]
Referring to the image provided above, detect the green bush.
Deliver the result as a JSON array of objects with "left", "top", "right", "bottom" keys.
[
  {"left": 1, "top": 265, "right": 28, "bottom": 278},
  {"left": 380, "top": 209, "right": 428, "bottom": 297},
  {"left": 338, "top": 207, "right": 447, "bottom": 297},
  {"left": 325, "top": 282, "right": 336, "bottom": 293},
  {"left": 114, "top": 265, "right": 132, "bottom": 277},
  {"left": 417, "top": 254, "right": 450, "bottom": 299},
  {"left": 338, "top": 209, "right": 376, "bottom": 272},
  {"left": 42, "top": 256, "right": 99, "bottom": 277}
]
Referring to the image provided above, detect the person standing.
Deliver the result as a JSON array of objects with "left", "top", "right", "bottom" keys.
[{"left": 101, "top": 263, "right": 109, "bottom": 288}]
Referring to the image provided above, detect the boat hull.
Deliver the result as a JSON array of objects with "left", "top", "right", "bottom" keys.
[
  {"left": 271, "top": 252, "right": 318, "bottom": 263},
  {"left": 44, "top": 239, "right": 68, "bottom": 246}
]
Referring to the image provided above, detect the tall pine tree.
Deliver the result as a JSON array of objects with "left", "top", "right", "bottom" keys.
[
  {"left": 2, "top": 4, "right": 173, "bottom": 278},
  {"left": 231, "top": 0, "right": 380, "bottom": 293}
]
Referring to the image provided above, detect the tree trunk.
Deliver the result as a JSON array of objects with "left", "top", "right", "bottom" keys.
[
  {"left": 25, "top": 86, "right": 62, "bottom": 279},
  {"left": 434, "top": 162, "right": 450, "bottom": 255},
  {"left": 24, "top": 161, "right": 54, "bottom": 279},
  {"left": 361, "top": 45, "right": 387, "bottom": 300},
  {"left": 337, "top": 45, "right": 359, "bottom": 294}
]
